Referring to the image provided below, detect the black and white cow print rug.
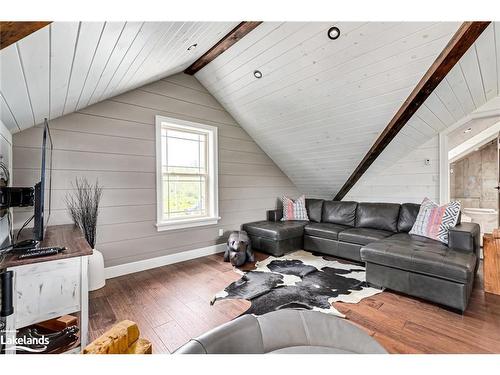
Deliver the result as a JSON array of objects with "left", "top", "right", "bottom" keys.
[{"left": 211, "top": 250, "right": 383, "bottom": 318}]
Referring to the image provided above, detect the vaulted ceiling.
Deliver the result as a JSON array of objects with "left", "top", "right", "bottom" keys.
[
  {"left": 195, "top": 22, "right": 466, "bottom": 197},
  {"left": 345, "top": 22, "right": 500, "bottom": 190},
  {"left": 0, "top": 21, "right": 238, "bottom": 132},
  {"left": 2, "top": 21, "right": 499, "bottom": 199}
]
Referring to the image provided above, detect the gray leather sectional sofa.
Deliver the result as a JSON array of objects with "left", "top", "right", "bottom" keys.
[{"left": 242, "top": 200, "right": 480, "bottom": 312}]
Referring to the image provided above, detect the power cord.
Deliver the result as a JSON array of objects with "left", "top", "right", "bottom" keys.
[
  {"left": 0, "top": 160, "right": 11, "bottom": 265},
  {"left": 16, "top": 214, "right": 34, "bottom": 242}
]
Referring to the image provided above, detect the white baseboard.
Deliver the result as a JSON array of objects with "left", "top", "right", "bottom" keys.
[{"left": 104, "top": 243, "right": 226, "bottom": 279}]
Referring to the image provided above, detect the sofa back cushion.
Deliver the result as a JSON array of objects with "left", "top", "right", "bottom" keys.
[
  {"left": 322, "top": 201, "right": 357, "bottom": 226},
  {"left": 305, "top": 199, "right": 324, "bottom": 223},
  {"left": 398, "top": 203, "right": 421, "bottom": 232},
  {"left": 356, "top": 202, "right": 400, "bottom": 232}
]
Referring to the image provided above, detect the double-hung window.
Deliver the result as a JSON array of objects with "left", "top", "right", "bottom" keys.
[{"left": 155, "top": 116, "right": 219, "bottom": 231}]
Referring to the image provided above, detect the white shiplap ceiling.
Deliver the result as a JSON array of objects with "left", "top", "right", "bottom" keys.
[
  {"left": 0, "top": 21, "right": 238, "bottom": 132},
  {"left": 346, "top": 22, "right": 500, "bottom": 190},
  {"left": 2, "top": 21, "right": 498, "bottom": 201},
  {"left": 195, "top": 22, "right": 464, "bottom": 197}
]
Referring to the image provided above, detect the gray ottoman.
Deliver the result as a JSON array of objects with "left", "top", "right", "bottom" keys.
[
  {"left": 174, "top": 309, "right": 387, "bottom": 354},
  {"left": 241, "top": 220, "right": 307, "bottom": 257}
]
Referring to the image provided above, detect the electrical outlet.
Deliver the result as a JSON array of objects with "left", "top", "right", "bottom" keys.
[
  {"left": 424, "top": 158, "right": 430, "bottom": 166},
  {"left": 218, "top": 228, "right": 224, "bottom": 236}
]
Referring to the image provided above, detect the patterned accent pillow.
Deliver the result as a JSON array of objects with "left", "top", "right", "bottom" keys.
[
  {"left": 409, "top": 198, "right": 461, "bottom": 244},
  {"left": 281, "top": 195, "right": 309, "bottom": 221}
]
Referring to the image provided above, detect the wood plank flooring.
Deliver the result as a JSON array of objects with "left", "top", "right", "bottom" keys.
[{"left": 89, "top": 252, "right": 500, "bottom": 354}]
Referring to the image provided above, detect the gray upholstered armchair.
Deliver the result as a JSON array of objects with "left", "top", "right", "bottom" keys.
[{"left": 175, "top": 309, "right": 387, "bottom": 354}]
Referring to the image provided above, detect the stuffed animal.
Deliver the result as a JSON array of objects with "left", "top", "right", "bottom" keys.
[{"left": 224, "top": 231, "right": 254, "bottom": 267}]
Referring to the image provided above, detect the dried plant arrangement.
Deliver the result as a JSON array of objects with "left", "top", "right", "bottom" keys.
[{"left": 65, "top": 178, "right": 103, "bottom": 249}]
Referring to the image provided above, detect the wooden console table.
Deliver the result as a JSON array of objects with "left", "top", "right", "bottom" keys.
[
  {"left": 483, "top": 229, "right": 500, "bottom": 295},
  {"left": 1, "top": 224, "right": 92, "bottom": 354}
]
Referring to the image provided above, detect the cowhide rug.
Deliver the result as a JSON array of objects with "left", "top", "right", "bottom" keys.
[{"left": 211, "top": 250, "right": 383, "bottom": 318}]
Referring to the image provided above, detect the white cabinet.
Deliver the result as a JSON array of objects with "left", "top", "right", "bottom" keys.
[{"left": 5, "top": 255, "right": 89, "bottom": 354}]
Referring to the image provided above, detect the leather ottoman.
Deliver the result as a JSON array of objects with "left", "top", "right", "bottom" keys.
[
  {"left": 242, "top": 220, "right": 307, "bottom": 257},
  {"left": 361, "top": 230, "right": 478, "bottom": 312}
]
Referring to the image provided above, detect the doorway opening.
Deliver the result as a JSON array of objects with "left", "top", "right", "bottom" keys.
[{"left": 441, "top": 116, "right": 500, "bottom": 246}]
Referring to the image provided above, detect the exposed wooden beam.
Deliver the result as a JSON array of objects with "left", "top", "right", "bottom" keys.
[
  {"left": 0, "top": 21, "right": 52, "bottom": 50},
  {"left": 334, "top": 21, "right": 491, "bottom": 201},
  {"left": 184, "top": 21, "right": 262, "bottom": 75}
]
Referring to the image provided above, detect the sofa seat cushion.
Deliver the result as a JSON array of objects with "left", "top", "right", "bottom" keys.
[
  {"left": 304, "top": 223, "right": 350, "bottom": 240},
  {"left": 338, "top": 228, "right": 393, "bottom": 245},
  {"left": 242, "top": 220, "right": 307, "bottom": 241},
  {"left": 360, "top": 233, "right": 477, "bottom": 283}
]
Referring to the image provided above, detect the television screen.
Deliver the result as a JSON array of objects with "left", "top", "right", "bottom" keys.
[{"left": 33, "top": 120, "right": 53, "bottom": 241}]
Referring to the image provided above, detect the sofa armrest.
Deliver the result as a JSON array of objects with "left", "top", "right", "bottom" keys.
[
  {"left": 448, "top": 223, "right": 480, "bottom": 256},
  {"left": 267, "top": 209, "right": 283, "bottom": 222}
]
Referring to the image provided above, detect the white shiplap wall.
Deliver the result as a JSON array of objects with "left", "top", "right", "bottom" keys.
[
  {"left": 196, "top": 22, "right": 461, "bottom": 198},
  {"left": 346, "top": 23, "right": 500, "bottom": 203},
  {"left": 0, "top": 22, "right": 238, "bottom": 133},
  {"left": 12, "top": 73, "right": 299, "bottom": 267},
  {"left": 345, "top": 137, "right": 439, "bottom": 204},
  {"left": 0, "top": 120, "right": 13, "bottom": 247}
]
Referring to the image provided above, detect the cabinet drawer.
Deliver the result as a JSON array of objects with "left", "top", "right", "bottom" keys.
[{"left": 12, "top": 257, "right": 82, "bottom": 328}]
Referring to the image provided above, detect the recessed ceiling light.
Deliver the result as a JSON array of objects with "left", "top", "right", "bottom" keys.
[
  {"left": 187, "top": 43, "right": 197, "bottom": 51},
  {"left": 327, "top": 26, "right": 340, "bottom": 40},
  {"left": 464, "top": 127, "right": 472, "bottom": 133},
  {"left": 253, "top": 70, "right": 263, "bottom": 79}
]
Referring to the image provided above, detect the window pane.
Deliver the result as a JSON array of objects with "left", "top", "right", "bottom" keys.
[
  {"left": 162, "top": 175, "right": 206, "bottom": 219},
  {"left": 164, "top": 131, "right": 207, "bottom": 174}
]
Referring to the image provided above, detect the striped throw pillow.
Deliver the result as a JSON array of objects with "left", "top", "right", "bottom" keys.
[
  {"left": 281, "top": 195, "right": 309, "bottom": 221},
  {"left": 409, "top": 198, "right": 461, "bottom": 244}
]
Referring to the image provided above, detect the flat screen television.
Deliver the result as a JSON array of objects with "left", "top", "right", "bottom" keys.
[{"left": 33, "top": 120, "right": 53, "bottom": 241}]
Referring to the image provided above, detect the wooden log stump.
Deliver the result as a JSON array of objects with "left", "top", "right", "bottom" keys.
[{"left": 483, "top": 229, "right": 500, "bottom": 295}]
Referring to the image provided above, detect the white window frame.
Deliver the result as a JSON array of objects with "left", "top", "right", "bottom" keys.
[{"left": 155, "top": 115, "right": 219, "bottom": 231}]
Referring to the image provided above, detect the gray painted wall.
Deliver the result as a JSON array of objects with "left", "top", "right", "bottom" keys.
[
  {"left": 0, "top": 120, "right": 13, "bottom": 248},
  {"left": 12, "top": 73, "right": 298, "bottom": 267}
]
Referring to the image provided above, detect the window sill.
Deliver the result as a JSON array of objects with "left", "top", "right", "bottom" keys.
[{"left": 155, "top": 216, "right": 220, "bottom": 231}]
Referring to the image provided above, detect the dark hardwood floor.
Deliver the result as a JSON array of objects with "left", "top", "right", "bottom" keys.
[{"left": 89, "top": 252, "right": 500, "bottom": 354}]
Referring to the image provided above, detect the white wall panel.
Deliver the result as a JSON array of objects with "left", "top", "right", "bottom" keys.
[
  {"left": 49, "top": 22, "right": 80, "bottom": 119},
  {"left": 62, "top": 22, "right": 106, "bottom": 116},
  {"left": 345, "top": 21, "right": 500, "bottom": 204},
  {"left": 196, "top": 22, "right": 461, "bottom": 197},
  {"left": 0, "top": 44, "right": 35, "bottom": 130},
  {"left": 17, "top": 26, "right": 50, "bottom": 126},
  {"left": 0, "top": 22, "right": 237, "bottom": 133}
]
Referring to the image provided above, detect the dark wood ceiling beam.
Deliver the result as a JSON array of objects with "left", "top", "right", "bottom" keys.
[
  {"left": 334, "top": 21, "right": 491, "bottom": 201},
  {"left": 184, "top": 21, "right": 262, "bottom": 75},
  {"left": 0, "top": 21, "right": 52, "bottom": 50}
]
